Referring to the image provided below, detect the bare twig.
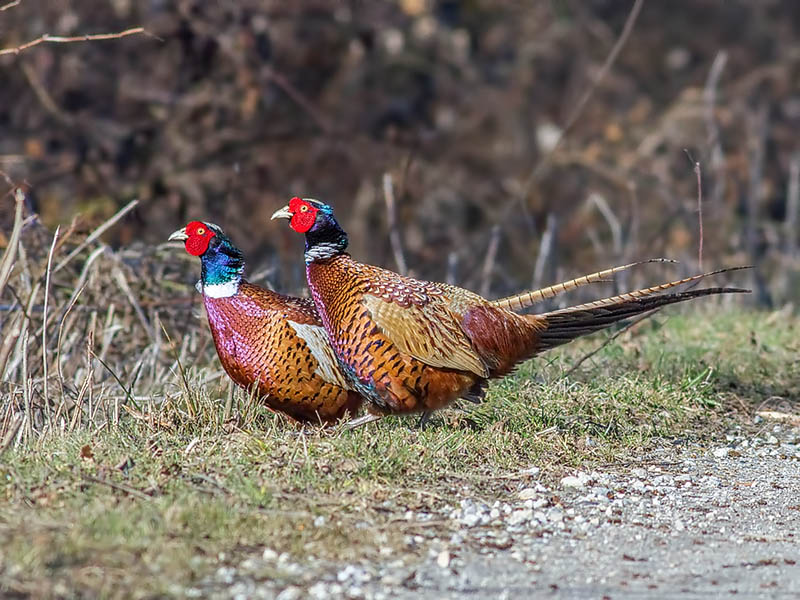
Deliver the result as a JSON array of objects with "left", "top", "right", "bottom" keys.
[
  {"left": 785, "top": 152, "right": 799, "bottom": 257},
  {"left": 20, "top": 61, "right": 75, "bottom": 126},
  {"left": 21, "top": 331, "right": 31, "bottom": 442},
  {"left": 55, "top": 283, "right": 86, "bottom": 422},
  {"left": 561, "top": 311, "right": 657, "bottom": 380},
  {"left": 684, "top": 150, "right": 704, "bottom": 271},
  {"left": 480, "top": 225, "right": 501, "bottom": 297},
  {"left": 745, "top": 104, "right": 768, "bottom": 305},
  {"left": 532, "top": 213, "right": 558, "bottom": 291},
  {"left": 446, "top": 251, "right": 458, "bottom": 285},
  {"left": 82, "top": 474, "right": 152, "bottom": 500},
  {"left": 588, "top": 193, "right": 623, "bottom": 257},
  {"left": 160, "top": 322, "right": 196, "bottom": 419},
  {"left": 0, "top": 27, "right": 153, "bottom": 56},
  {"left": 263, "top": 67, "right": 332, "bottom": 134},
  {"left": 0, "top": 189, "right": 25, "bottom": 298},
  {"left": 0, "top": 413, "right": 23, "bottom": 455},
  {"left": 703, "top": 51, "right": 728, "bottom": 208},
  {"left": 113, "top": 265, "right": 154, "bottom": 342},
  {"left": 519, "top": 0, "right": 645, "bottom": 198},
  {"left": 0, "top": 0, "right": 22, "bottom": 11},
  {"left": 53, "top": 199, "right": 138, "bottom": 273},
  {"left": 41, "top": 226, "right": 60, "bottom": 412},
  {"left": 382, "top": 173, "right": 408, "bottom": 276}
]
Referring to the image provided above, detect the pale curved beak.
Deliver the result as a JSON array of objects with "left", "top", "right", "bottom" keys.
[
  {"left": 168, "top": 227, "right": 189, "bottom": 242},
  {"left": 270, "top": 206, "right": 293, "bottom": 221}
]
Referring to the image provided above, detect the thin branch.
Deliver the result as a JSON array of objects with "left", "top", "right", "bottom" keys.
[
  {"left": 0, "top": 189, "right": 25, "bottom": 298},
  {"left": 480, "top": 225, "right": 501, "bottom": 297},
  {"left": 532, "top": 213, "right": 558, "bottom": 291},
  {"left": 82, "top": 474, "right": 152, "bottom": 501},
  {"left": 784, "top": 152, "right": 799, "bottom": 257},
  {"left": 446, "top": 252, "right": 458, "bottom": 285},
  {"left": 588, "top": 193, "right": 622, "bottom": 257},
  {"left": 519, "top": 0, "right": 644, "bottom": 199},
  {"left": 20, "top": 61, "right": 75, "bottom": 126},
  {"left": 561, "top": 311, "right": 657, "bottom": 380},
  {"left": 0, "top": 27, "right": 154, "bottom": 56},
  {"left": 42, "top": 226, "right": 60, "bottom": 410},
  {"left": 382, "top": 173, "right": 408, "bottom": 275},
  {"left": 264, "top": 67, "right": 332, "bottom": 135},
  {"left": 684, "top": 150, "right": 704, "bottom": 271},
  {"left": 703, "top": 50, "right": 727, "bottom": 207},
  {"left": 0, "top": 0, "right": 22, "bottom": 11},
  {"left": 53, "top": 198, "right": 138, "bottom": 273}
]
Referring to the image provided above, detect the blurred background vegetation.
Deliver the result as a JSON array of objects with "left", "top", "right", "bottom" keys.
[{"left": 1, "top": 0, "right": 799, "bottom": 304}]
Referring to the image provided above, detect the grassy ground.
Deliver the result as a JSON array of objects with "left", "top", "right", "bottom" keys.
[{"left": 0, "top": 308, "right": 797, "bottom": 598}]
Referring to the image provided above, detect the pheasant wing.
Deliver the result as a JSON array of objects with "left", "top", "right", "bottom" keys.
[{"left": 363, "top": 293, "right": 489, "bottom": 377}]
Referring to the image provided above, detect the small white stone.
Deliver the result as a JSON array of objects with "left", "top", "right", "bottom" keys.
[
  {"left": 518, "top": 487, "right": 538, "bottom": 500},
  {"left": 437, "top": 550, "right": 450, "bottom": 569},
  {"left": 520, "top": 466, "right": 541, "bottom": 477},
  {"left": 561, "top": 476, "right": 585, "bottom": 489},
  {"left": 276, "top": 587, "right": 303, "bottom": 600},
  {"left": 507, "top": 509, "right": 532, "bottom": 526},
  {"left": 533, "top": 497, "right": 548, "bottom": 509},
  {"left": 461, "top": 513, "right": 480, "bottom": 527},
  {"left": 713, "top": 447, "right": 730, "bottom": 458}
]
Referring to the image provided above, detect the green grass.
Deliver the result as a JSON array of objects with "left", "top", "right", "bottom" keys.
[{"left": 0, "top": 308, "right": 797, "bottom": 598}]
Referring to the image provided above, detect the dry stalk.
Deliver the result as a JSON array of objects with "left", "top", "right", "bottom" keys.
[
  {"left": 703, "top": 50, "right": 728, "bottom": 208},
  {"left": 785, "top": 152, "right": 799, "bottom": 257},
  {"left": 0, "top": 27, "right": 152, "bottom": 56},
  {"left": 53, "top": 199, "right": 138, "bottom": 273},
  {"left": 21, "top": 330, "right": 31, "bottom": 443},
  {"left": 41, "top": 226, "right": 60, "bottom": 414},
  {"left": 0, "top": 0, "right": 22, "bottom": 11},
  {"left": 382, "top": 173, "right": 408, "bottom": 276},
  {"left": 480, "top": 225, "right": 501, "bottom": 298},
  {"left": 0, "top": 189, "right": 25, "bottom": 298},
  {"left": 532, "top": 214, "right": 558, "bottom": 291},
  {"left": 519, "top": 0, "right": 645, "bottom": 199}
]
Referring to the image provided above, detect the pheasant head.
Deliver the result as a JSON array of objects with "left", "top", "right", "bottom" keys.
[
  {"left": 169, "top": 221, "right": 244, "bottom": 297},
  {"left": 271, "top": 198, "right": 348, "bottom": 263}
]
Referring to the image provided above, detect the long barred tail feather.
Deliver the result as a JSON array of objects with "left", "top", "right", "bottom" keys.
[
  {"left": 492, "top": 258, "right": 676, "bottom": 312},
  {"left": 542, "top": 266, "right": 752, "bottom": 316},
  {"left": 533, "top": 286, "right": 750, "bottom": 353}
]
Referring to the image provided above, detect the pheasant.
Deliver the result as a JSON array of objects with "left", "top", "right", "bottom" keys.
[
  {"left": 271, "top": 197, "right": 748, "bottom": 422},
  {"left": 168, "top": 221, "right": 362, "bottom": 424}
]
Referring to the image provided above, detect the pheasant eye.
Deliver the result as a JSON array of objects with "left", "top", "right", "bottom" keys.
[
  {"left": 299, "top": 205, "right": 309, "bottom": 213},
  {"left": 196, "top": 227, "right": 206, "bottom": 235}
]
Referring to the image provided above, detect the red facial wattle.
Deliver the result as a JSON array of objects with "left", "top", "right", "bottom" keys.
[
  {"left": 288, "top": 197, "right": 318, "bottom": 233},
  {"left": 184, "top": 221, "right": 215, "bottom": 256}
]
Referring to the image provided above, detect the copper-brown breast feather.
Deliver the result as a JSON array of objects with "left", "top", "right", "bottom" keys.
[{"left": 203, "top": 281, "right": 360, "bottom": 423}]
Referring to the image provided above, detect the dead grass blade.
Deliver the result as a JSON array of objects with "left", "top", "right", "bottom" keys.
[{"left": 0, "top": 188, "right": 25, "bottom": 298}]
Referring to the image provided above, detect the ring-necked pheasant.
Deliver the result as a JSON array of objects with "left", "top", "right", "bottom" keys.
[
  {"left": 271, "top": 197, "right": 748, "bottom": 422},
  {"left": 168, "top": 221, "right": 362, "bottom": 424}
]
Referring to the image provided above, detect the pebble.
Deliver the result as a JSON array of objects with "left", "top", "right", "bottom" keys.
[
  {"left": 561, "top": 473, "right": 589, "bottom": 489},
  {"left": 181, "top": 423, "right": 800, "bottom": 599},
  {"left": 276, "top": 587, "right": 303, "bottom": 600}
]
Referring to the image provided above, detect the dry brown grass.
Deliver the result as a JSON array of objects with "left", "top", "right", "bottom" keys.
[{"left": 0, "top": 189, "right": 270, "bottom": 452}]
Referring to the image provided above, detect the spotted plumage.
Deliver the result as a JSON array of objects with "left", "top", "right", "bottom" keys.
[
  {"left": 272, "top": 198, "right": 749, "bottom": 419},
  {"left": 169, "top": 221, "right": 362, "bottom": 424}
]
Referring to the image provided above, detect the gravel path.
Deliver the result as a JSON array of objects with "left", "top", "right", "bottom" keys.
[{"left": 193, "top": 418, "right": 800, "bottom": 599}]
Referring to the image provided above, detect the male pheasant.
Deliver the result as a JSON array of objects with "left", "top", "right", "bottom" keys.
[
  {"left": 271, "top": 198, "right": 748, "bottom": 421},
  {"left": 169, "top": 221, "right": 362, "bottom": 424}
]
